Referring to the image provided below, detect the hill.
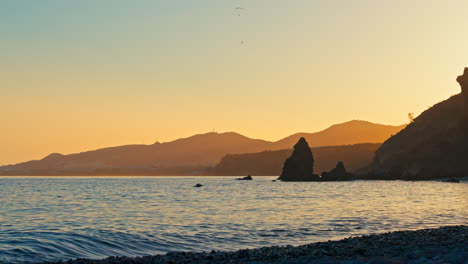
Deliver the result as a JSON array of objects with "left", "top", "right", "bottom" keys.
[
  {"left": 369, "top": 68, "right": 468, "bottom": 180},
  {"left": 0, "top": 132, "right": 271, "bottom": 175},
  {"left": 271, "top": 120, "right": 405, "bottom": 150},
  {"left": 208, "top": 143, "right": 381, "bottom": 176},
  {"left": 0, "top": 120, "right": 404, "bottom": 176}
]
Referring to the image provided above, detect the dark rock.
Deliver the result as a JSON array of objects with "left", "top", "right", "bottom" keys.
[
  {"left": 457, "top": 68, "right": 468, "bottom": 135},
  {"left": 321, "top": 161, "right": 353, "bottom": 181},
  {"left": 456, "top": 67, "right": 468, "bottom": 95},
  {"left": 193, "top": 183, "right": 203, "bottom": 187},
  {"left": 236, "top": 175, "right": 253, "bottom": 180},
  {"left": 369, "top": 68, "right": 468, "bottom": 180},
  {"left": 443, "top": 178, "right": 460, "bottom": 183},
  {"left": 209, "top": 143, "right": 382, "bottom": 177},
  {"left": 278, "top": 137, "right": 320, "bottom": 181}
]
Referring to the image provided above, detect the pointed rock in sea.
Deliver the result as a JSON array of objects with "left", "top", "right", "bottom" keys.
[{"left": 278, "top": 137, "right": 319, "bottom": 181}]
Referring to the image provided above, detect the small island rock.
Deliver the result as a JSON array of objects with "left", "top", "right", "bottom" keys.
[
  {"left": 321, "top": 161, "right": 353, "bottom": 181},
  {"left": 443, "top": 178, "right": 460, "bottom": 183},
  {"left": 236, "top": 175, "right": 253, "bottom": 180},
  {"left": 278, "top": 137, "right": 319, "bottom": 181}
]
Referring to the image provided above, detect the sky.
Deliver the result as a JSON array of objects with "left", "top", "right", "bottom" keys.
[{"left": 1, "top": 0, "right": 468, "bottom": 165}]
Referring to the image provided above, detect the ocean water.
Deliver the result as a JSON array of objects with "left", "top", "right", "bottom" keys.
[{"left": 0, "top": 177, "right": 467, "bottom": 263}]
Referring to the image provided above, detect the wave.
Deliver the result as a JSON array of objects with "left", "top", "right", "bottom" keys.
[
  {"left": 0, "top": 229, "right": 207, "bottom": 264},
  {"left": 0, "top": 227, "right": 346, "bottom": 263}
]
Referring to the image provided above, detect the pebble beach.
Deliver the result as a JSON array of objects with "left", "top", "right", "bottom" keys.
[{"left": 41, "top": 225, "right": 467, "bottom": 264}]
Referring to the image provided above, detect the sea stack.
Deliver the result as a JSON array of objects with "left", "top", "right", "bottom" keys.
[{"left": 278, "top": 137, "right": 319, "bottom": 181}]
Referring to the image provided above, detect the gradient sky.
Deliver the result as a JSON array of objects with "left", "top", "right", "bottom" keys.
[{"left": 2, "top": 0, "right": 468, "bottom": 165}]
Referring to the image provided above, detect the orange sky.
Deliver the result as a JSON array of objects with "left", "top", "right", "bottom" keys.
[{"left": 1, "top": 1, "right": 468, "bottom": 165}]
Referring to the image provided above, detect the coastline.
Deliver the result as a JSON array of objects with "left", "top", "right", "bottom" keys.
[
  {"left": 2, "top": 175, "right": 467, "bottom": 182},
  {"left": 40, "top": 225, "right": 467, "bottom": 264}
]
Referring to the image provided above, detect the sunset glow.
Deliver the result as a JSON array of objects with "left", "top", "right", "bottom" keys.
[{"left": 2, "top": 0, "right": 468, "bottom": 165}]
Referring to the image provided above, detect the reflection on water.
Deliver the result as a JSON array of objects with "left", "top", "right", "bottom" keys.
[{"left": 0, "top": 177, "right": 467, "bottom": 263}]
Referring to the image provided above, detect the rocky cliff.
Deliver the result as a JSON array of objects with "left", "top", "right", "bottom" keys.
[
  {"left": 369, "top": 68, "right": 468, "bottom": 179},
  {"left": 210, "top": 143, "right": 380, "bottom": 176}
]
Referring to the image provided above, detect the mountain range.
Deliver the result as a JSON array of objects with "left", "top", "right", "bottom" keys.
[{"left": 0, "top": 120, "right": 405, "bottom": 176}]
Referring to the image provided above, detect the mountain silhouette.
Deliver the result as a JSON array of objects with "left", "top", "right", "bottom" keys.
[
  {"left": 272, "top": 120, "right": 405, "bottom": 150},
  {"left": 0, "top": 120, "right": 404, "bottom": 176},
  {"left": 369, "top": 68, "right": 468, "bottom": 179},
  {"left": 209, "top": 143, "right": 381, "bottom": 176},
  {"left": 369, "top": 94, "right": 468, "bottom": 179}
]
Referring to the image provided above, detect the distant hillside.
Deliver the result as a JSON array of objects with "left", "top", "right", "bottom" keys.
[
  {"left": 272, "top": 120, "right": 405, "bottom": 150},
  {"left": 0, "top": 132, "right": 271, "bottom": 175},
  {"left": 209, "top": 143, "right": 381, "bottom": 176},
  {"left": 369, "top": 93, "right": 468, "bottom": 180},
  {"left": 0, "top": 120, "right": 404, "bottom": 176}
]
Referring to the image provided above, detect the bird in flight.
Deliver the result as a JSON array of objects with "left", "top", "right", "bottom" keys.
[
  {"left": 235, "top": 7, "right": 245, "bottom": 16},
  {"left": 235, "top": 6, "right": 246, "bottom": 46}
]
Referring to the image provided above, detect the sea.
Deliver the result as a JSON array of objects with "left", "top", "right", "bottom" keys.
[{"left": 0, "top": 176, "right": 467, "bottom": 263}]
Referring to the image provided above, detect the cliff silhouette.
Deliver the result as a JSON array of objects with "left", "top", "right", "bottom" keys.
[
  {"left": 0, "top": 120, "right": 403, "bottom": 176},
  {"left": 369, "top": 68, "right": 468, "bottom": 180},
  {"left": 210, "top": 143, "right": 380, "bottom": 176},
  {"left": 272, "top": 120, "right": 405, "bottom": 149}
]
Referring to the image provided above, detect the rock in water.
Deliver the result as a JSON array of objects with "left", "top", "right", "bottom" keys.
[
  {"left": 443, "top": 178, "right": 460, "bottom": 183},
  {"left": 236, "top": 175, "right": 253, "bottom": 180},
  {"left": 321, "top": 161, "right": 353, "bottom": 181},
  {"left": 278, "top": 137, "right": 319, "bottom": 181}
]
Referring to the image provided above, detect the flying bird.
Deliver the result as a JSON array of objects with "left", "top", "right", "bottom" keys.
[
  {"left": 235, "top": 6, "right": 245, "bottom": 15},
  {"left": 235, "top": 7, "right": 246, "bottom": 46}
]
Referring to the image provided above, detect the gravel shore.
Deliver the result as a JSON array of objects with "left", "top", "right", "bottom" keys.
[{"left": 42, "top": 226, "right": 467, "bottom": 264}]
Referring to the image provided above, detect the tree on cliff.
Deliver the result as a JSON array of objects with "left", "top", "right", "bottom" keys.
[{"left": 408, "top": 113, "right": 415, "bottom": 124}]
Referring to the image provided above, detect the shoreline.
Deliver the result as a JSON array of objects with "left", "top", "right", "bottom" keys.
[
  {"left": 40, "top": 225, "right": 467, "bottom": 264},
  {"left": 2, "top": 175, "right": 467, "bottom": 181}
]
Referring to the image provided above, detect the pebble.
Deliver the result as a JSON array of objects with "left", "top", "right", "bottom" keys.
[{"left": 39, "top": 225, "right": 467, "bottom": 264}]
